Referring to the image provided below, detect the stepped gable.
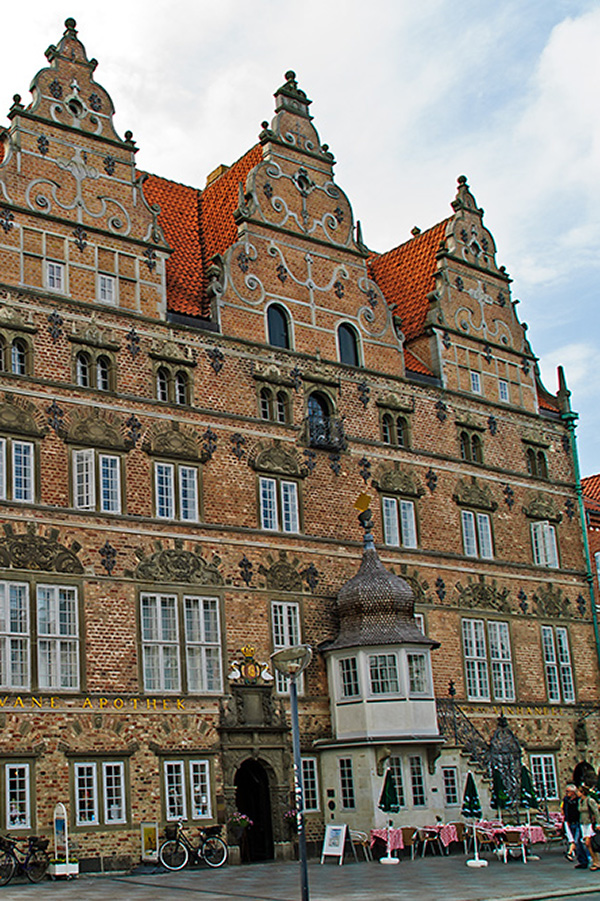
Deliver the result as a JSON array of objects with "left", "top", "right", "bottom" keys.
[
  {"left": 143, "top": 145, "right": 262, "bottom": 318},
  {"left": 368, "top": 219, "right": 450, "bottom": 344},
  {"left": 324, "top": 509, "right": 438, "bottom": 652}
]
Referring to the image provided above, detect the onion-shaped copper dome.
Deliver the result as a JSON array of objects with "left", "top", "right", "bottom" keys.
[{"left": 323, "top": 508, "right": 438, "bottom": 652}]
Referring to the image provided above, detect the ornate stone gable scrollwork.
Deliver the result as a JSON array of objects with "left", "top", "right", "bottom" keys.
[
  {"left": 143, "top": 421, "right": 205, "bottom": 463},
  {"left": 259, "top": 550, "right": 303, "bottom": 592},
  {"left": 0, "top": 395, "right": 46, "bottom": 438},
  {"left": 533, "top": 582, "right": 570, "bottom": 618},
  {"left": 372, "top": 463, "right": 424, "bottom": 498},
  {"left": 0, "top": 523, "right": 83, "bottom": 573},
  {"left": 455, "top": 574, "right": 511, "bottom": 613},
  {"left": 522, "top": 492, "right": 562, "bottom": 524},
  {"left": 453, "top": 476, "right": 497, "bottom": 511},
  {"left": 248, "top": 439, "right": 307, "bottom": 478},
  {"left": 129, "top": 539, "right": 223, "bottom": 585},
  {"left": 65, "top": 408, "right": 129, "bottom": 450}
]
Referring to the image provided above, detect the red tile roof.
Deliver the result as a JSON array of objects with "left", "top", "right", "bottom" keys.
[
  {"left": 404, "top": 349, "right": 432, "bottom": 376},
  {"left": 583, "top": 474, "right": 600, "bottom": 502},
  {"left": 368, "top": 220, "right": 450, "bottom": 343},
  {"left": 142, "top": 144, "right": 262, "bottom": 318}
]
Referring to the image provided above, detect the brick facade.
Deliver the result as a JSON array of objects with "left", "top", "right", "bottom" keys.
[{"left": 0, "top": 19, "right": 596, "bottom": 870}]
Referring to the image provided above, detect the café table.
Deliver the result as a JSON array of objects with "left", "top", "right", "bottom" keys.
[{"left": 370, "top": 828, "right": 404, "bottom": 851}]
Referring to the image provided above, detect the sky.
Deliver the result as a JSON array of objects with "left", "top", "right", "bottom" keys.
[{"left": 2, "top": 1, "right": 600, "bottom": 475}]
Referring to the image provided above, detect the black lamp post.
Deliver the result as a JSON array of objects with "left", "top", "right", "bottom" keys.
[
  {"left": 448, "top": 679, "right": 457, "bottom": 745},
  {"left": 271, "top": 644, "right": 313, "bottom": 901}
]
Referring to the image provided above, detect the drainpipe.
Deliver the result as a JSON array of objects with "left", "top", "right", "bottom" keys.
[{"left": 557, "top": 366, "right": 600, "bottom": 671}]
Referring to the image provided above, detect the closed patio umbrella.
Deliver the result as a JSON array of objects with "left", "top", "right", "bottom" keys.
[
  {"left": 520, "top": 765, "right": 539, "bottom": 828},
  {"left": 490, "top": 768, "right": 509, "bottom": 823},
  {"left": 462, "top": 772, "right": 487, "bottom": 868},
  {"left": 378, "top": 769, "right": 400, "bottom": 865}
]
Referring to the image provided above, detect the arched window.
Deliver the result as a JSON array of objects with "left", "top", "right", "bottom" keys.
[
  {"left": 76, "top": 352, "right": 91, "bottom": 387},
  {"left": 11, "top": 339, "right": 27, "bottom": 375},
  {"left": 275, "top": 391, "right": 287, "bottom": 424},
  {"left": 174, "top": 371, "right": 188, "bottom": 405},
  {"left": 338, "top": 324, "right": 359, "bottom": 367},
  {"left": 526, "top": 448, "right": 536, "bottom": 476},
  {"left": 471, "top": 434, "right": 483, "bottom": 464},
  {"left": 259, "top": 388, "right": 273, "bottom": 420},
  {"left": 0, "top": 337, "right": 6, "bottom": 372},
  {"left": 382, "top": 414, "right": 394, "bottom": 445},
  {"left": 460, "top": 432, "right": 470, "bottom": 462},
  {"left": 307, "top": 392, "right": 331, "bottom": 447},
  {"left": 396, "top": 416, "right": 408, "bottom": 448},
  {"left": 267, "top": 304, "right": 290, "bottom": 349},
  {"left": 537, "top": 451, "right": 548, "bottom": 480},
  {"left": 96, "top": 356, "right": 110, "bottom": 391},
  {"left": 156, "top": 367, "right": 170, "bottom": 402}
]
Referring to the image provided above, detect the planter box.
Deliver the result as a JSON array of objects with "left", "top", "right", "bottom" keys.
[{"left": 48, "top": 862, "right": 79, "bottom": 878}]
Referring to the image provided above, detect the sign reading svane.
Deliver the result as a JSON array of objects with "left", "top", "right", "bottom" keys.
[{"left": 0, "top": 696, "right": 187, "bottom": 711}]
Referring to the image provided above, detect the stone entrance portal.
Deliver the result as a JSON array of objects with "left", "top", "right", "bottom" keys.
[{"left": 235, "top": 758, "right": 274, "bottom": 861}]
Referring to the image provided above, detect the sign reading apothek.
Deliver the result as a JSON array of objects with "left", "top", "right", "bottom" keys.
[{"left": 0, "top": 695, "right": 188, "bottom": 711}]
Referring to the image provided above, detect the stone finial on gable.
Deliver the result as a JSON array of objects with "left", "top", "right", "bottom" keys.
[
  {"left": 451, "top": 175, "right": 483, "bottom": 216},
  {"left": 274, "top": 71, "right": 312, "bottom": 119}
]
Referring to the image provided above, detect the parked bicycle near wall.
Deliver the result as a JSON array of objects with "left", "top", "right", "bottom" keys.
[
  {"left": 0, "top": 834, "right": 50, "bottom": 885},
  {"left": 159, "top": 820, "right": 228, "bottom": 870}
]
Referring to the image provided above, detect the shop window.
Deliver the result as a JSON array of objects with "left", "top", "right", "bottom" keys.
[
  {"left": 74, "top": 760, "right": 127, "bottom": 826},
  {"left": 163, "top": 759, "right": 212, "bottom": 822},
  {"left": 2, "top": 762, "right": 33, "bottom": 831}
]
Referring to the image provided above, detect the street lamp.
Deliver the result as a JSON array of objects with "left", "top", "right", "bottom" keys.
[{"left": 271, "top": 644, "right": 312, "bottom": 901}]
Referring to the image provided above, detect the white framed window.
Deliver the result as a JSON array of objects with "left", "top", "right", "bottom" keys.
[
  {"left": 37, "top": 585, "right": 79, "bottom": 690},
  {"left": 98, "top": 274, "right": 116, "bottom": 304},
  {"left": 155, "top": 462, "right": 199, "bottom": 521},
  {"left": 0, "top": 581, "right": 29, "bottom": 689},
  {"left": 46, "top": 261, "right": 65, "bottom": 292},
  {"left": 73, "top": 449, "right": 121, "bottom": 513},
  {"left": 164, "top": 758, "right": 212, "bottom": 821},
  {"left": 75, "top": 762, "right": 99, "bottom": 825},
  {"left": 462, "top": 619, "right": 490, "bottom": 700},
  {"left": 339, "top": 758, "right": 355, "bottom": 809},
  {"left": 259, "top": 477, "right": 299, "bottom": 533},
  {"left": 409, "top": 755, "right": 426, "bottom": 807},
  {"left": 442, "top": 766, "right": 459, "bottom": 806},
  {"left": 184, "top": 596, "right": 222, "bottom": 693},
  {"left": 498, "top": 379, "right": 509, "bottom": 403},
  {"left": 103, "top": 761, "right": 126, "bottom": 824},
  {"left": 388, "top": 756, "right": 406, "bottom": 807},
  {"left": 339, "top": 656, "right": 360, "bottom": 699},
  {"left": 141, "top": 593, "right": 222, "bottom": 695},
  {"left": 369, "top": 653, "right": 399, "bottom": 695},
  {"left": 414, "top": 612, "right": 426, "bottom": 634},
  {"left": 6, "top": 763, "right": 30, "bottom": 830},
  {"left": 541, "top": 626, "right": 575, "bottom": 703},
  {"left": 141, "top": 594, "right": 180, "bottom": 692},
  {"left": 531, "top": 521, "right": 559, "bottom": 568},
  {"left": 530, "top": 754, "right": 559, "bottom": 801},
  {"left": 301, "top": 757, "right": 319, "bottom": 811},
  {"left": 461, "top": 510, "right": 493, "bottom": 559},
  {"left": 382, "top": 497, "right": 417, "bottom": 548},
  {"left": 12, "top": 441, "right": 34, "bottom": 502},
  {"left": 11, "top": 340, "right": 27, "bottom": 375},
  {"left": 488, "top": 621, "right": 515, "bottom": 702},
  {"left": 272, "top": 601, "right": 302, "bottom": 694},
  {"left": 407, "top": 653, "right": 430, "bottom": 696},
  {"left": 470, "top": 371, "right": 482, "bottom": 394}
]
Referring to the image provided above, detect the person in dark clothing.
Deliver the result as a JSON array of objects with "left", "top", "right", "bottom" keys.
[{"left": 562, "top": 784, "right": 586, "bottom": 866}]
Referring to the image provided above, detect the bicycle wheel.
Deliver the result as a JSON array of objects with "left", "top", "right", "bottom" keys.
[
  {"left": 202, "top": 836, "right": 228, "bottom": 868},
  {"left": 26, "top": 850, "right": 49, "bottom": 883},
  {"left": 159, "top": 839, "right": 189, "bottom": 870},
  {"left": 0, "top": 851, "right": 16, "bottom": 886}
]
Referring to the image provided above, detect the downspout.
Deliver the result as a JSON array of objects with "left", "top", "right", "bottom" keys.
[{"left": 557, "top": 366, "right": 600, "bottom": 670}]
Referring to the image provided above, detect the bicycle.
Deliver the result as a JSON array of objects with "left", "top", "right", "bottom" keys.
[
  {"left": 0, "top": 834, "right": 50, "bottom": 885},
  {"left": 159, "top": 820, "right": 228, "bottom": 870}
]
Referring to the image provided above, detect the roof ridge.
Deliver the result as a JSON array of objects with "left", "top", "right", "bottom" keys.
[{"left": 141, "top": 170, "right": 200, "bottom": 193}]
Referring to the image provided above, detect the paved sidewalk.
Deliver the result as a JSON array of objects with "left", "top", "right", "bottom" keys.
[{"left": 1, "top": 847, "right": 599, "bottom": 900}]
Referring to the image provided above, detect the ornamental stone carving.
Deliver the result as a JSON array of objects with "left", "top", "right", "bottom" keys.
[
  {"left": 0, "top": 395, "right": 46, "bottom": 438},
  {"left": 258, "top": 550, "right": 303, "bottom": 592},
  {"left": 66, "top": 408, "right": 129, "bottom": 450},
  {"left": 533, "top": 582, "right": 570, "bottom": 618},
  {"left": 130, "top": 540, "right": 223, "bottom": 585},
  {"left": 148, "top": 335, "right": 196, "bottom": 366},
  {"left": 455, "top": 574, "right": 511, "bottom": 613},
  {"left": 143, "top": 421, "right": 204, "bottom": 463},
  {"left": 372, "top": 464, "right": 424, "bottom": 498},
  {"left": 0, "top": 523, "right": 83, "bottom": 573},
  {"left": 248, "top": 440, "right": 307, "bottom": 478},
  {"left": 453, "top": 476, "right": 497, "bottom": 511},
  {"left": 375, "top": 391, "right": 414, "bottom": 413},
  {"left": 522, "top": 492, "right": 562, "bottom": 523},
  {"left": 68, "top": 318, "right": 119, "bottom": 350}
]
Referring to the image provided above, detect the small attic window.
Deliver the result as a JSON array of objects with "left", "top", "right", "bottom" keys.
[{"left": 68, "top": 98, "right": 84, "bottom": 118}]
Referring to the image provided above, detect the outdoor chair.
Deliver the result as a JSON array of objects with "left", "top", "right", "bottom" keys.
[
  {"left": 419, "top": 827, "right": 444, "bottom": 857},
  {"left": 474, "top": 827, "right": 497, "bottom": 856},
  {"left": 349, "top": 830, "right": 373, "bottom": 861},
  {"left": 447, "top": 821, "right": 468, "bottom": 854},
  {"left": 400, "top": 827, "right": 418, "bottom": 860},
  {"left": 500, "top": 829, "right": 527, "bottom": 863}
]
